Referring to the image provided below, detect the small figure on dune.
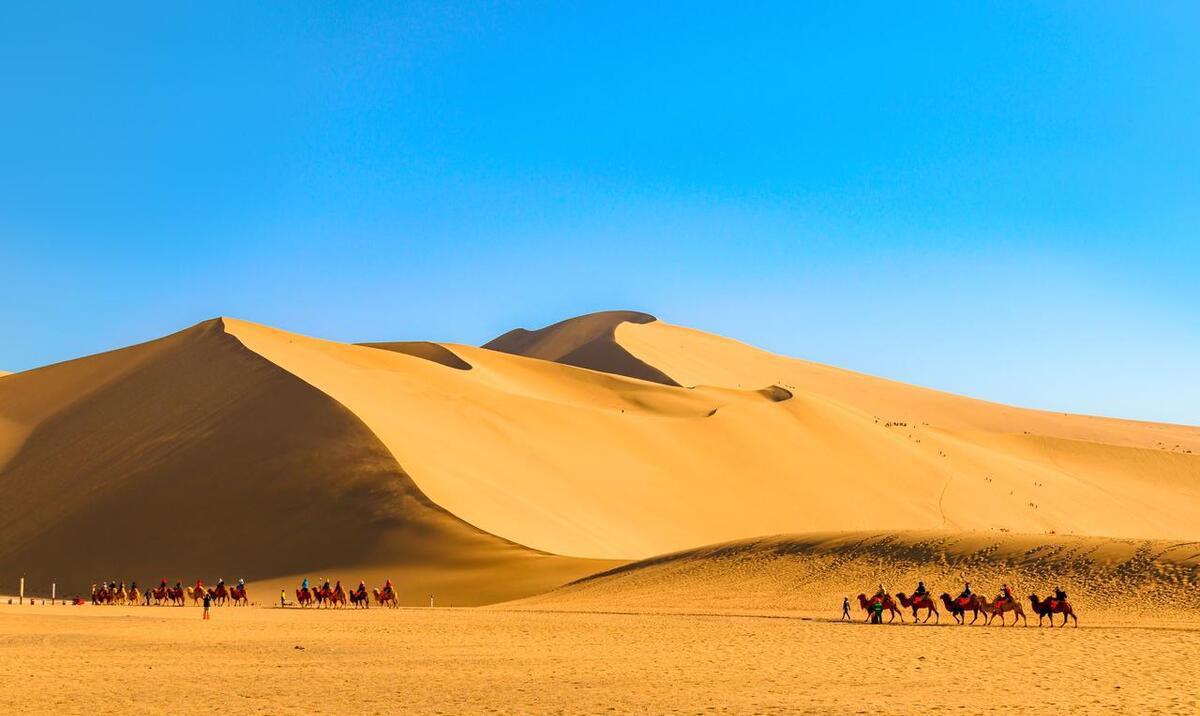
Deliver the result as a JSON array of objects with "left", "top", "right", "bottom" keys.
[
  {"left": 841, "top": 597, "right": 851, "bottom": 621},
  {"left": 202, "top": 591, "right": 212, "bottom": 620}
]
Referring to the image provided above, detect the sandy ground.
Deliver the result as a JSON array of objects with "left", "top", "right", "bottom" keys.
[{"left": 1, "top": 602, "right": 1197, "bottom": 715}]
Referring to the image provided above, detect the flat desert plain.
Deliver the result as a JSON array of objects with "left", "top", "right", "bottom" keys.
[{"left": 1, "top": 601, "right": 1197, "bottom": 715}]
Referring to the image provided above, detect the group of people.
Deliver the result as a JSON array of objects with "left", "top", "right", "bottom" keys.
[
  {"left": 89, "top": 577, "right": 248, "bottom": 607},
  {"left": 844, "top": 581, "right": 1070, "bottom": 623},
  {"left": 292, "top": 576, "right": 398, "bottom": 608}
]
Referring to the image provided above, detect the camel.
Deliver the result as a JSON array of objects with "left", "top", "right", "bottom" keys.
[
  {"left": 895, "top": 592, "right": 939, "bottom": 623},
  {"left": 328, "top": 583, "right": 348, "bottom": 608},
  {"left": 373, "top": 587, "right": 398, "bottom": 609},
  {"left": 185, "top": 586, "right": 207, "bottom": 606},
  {"left": 296, "top": 587, "right": 313, "bottom": 608},
  {"left": 349, "top": 586, "right": 370, "bottom": 609},
  {"left": 857, "top": 593, "right": 904, "bottom": 623},
  {"left": 229, "top": 585, "right": 249, "bottom": 606},
  {"left": 980, "top": 596, "right": 1027, "bottom": 626},
  {"left": 168, "top": 586, "right": 185, "bottom": 606},
  {"left": 1029, "top": 595, "right": 1078, "bottom": 627},
  {"left": 128, "top": 586, "right": 141, "bottom": 605},
  {"left": 211, "top": 583, "right": 229, "bottom": 606},
  {"left": 939, "top": 593, "right": 987, "bottom": 625}
]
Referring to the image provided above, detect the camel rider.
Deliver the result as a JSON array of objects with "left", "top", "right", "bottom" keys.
[
  {"left": 323, "top": 579, "right": 331, "bottom": 591},
  {"left": 358, "top": 580, "right": 366, "bottom": 594},
  {"left": 384, "top": 578, "right": 393, "bottom": 592},
  {"left": 874, "top": 584, "right": 887, "bottom": 599},
  {"left": 958, "top": 582, "right": 973, "bottom": 600},
  {"left": 196, "top": 578, "right": 204, "bottom": 591},
  {"left": 998, "top": 584, "right": 1013, "bottom": 604},
  {"left": 914, "top": 581, "right": 928, "bottom": 598},
  {"left": 301, "top": 577, "right": 309, "bottom": 590},
  {"left": 1054, "top": 586, "right": 1068, "bottom": 603},
  {"left": 161, "top": 578, "right": 168, "bottom": 589},
  {"left": 237, "top": 578, "right": 245, "bottom": 590}
]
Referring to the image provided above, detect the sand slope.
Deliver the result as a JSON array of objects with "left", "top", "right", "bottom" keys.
[
  {"left": 0, "top": 319, "right": 611, "bottom": 603},
  {"left": 484, "top": 310, "right": 678, "bottom": 385},
  {"left": 516, "top": 531, "right": 1200, "bottom": 620}
]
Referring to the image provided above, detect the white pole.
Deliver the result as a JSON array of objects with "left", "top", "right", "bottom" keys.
[
  {"left": 51, "top": 582, "right": 56, "bottom": 605},
  {"left": 19, "top": 577, "right": 24, "bottom": 605},
  {"left": 429, "top": 594, "right": 434, "bottom": 608}
]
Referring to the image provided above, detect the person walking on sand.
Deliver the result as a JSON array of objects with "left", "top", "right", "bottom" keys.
[
  {"left": 841, "top": 597, "right": 851, "bottom": 621},
  {"left": 280, "top": 589, "right": 287, "bottom": 608},
  {"left": 202, "top": 591, "right": 212, "bottom": 620}
]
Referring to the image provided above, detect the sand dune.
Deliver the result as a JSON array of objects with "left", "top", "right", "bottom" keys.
[
  {"left": 484, "top": 310, "right": 678, "bottom": 385},
  {"left": 516, "top": 530, "right": 1200, "bottom": 620},
  {"left": 0, "top": 319, "right": 611, "bottom": 604},
  {"left": 2, "top": 311, "right": 1198, "bottom": 605}
]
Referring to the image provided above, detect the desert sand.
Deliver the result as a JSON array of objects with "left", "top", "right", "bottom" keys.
[{"left": 1, "top": 600, "right": 1197, "bottom": 715}]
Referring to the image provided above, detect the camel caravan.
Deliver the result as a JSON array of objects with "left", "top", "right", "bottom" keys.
[
  {"left": 294, "top": 578, "right": 399, "bottom": 609},
  {"left": 90, "top": 579, "right": 250, "bottom": 607},
  {"left": 88, "top": 577, "right": 402, "bottom": 609},
  {"left": 854, "top": 581, "right": 1079, "bottom": 627}
]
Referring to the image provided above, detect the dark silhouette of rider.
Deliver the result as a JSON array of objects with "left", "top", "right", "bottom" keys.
[
  {"left": 1054, "top": 586, "right": 1068, "bottom": 603},
  {"left": 958, "top": 582, "right": 972, "bottom": 600}
]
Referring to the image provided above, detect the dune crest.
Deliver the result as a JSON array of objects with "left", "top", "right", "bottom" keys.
[{"left": 484, "top": 310, "right": 679, "bottom": 386}]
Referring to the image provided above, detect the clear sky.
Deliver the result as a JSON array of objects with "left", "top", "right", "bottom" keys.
[{"left": 2, "top": 2, "right": 1197, "bottom": 424}]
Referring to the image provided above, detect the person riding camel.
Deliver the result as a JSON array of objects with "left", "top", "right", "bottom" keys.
[
  {"left": 998, "top": 583, "right": 1013, "bottom": 604},
  {"left": 1054, "top": 586, "right": 1068, "bottom": 603},
  {"left": 874, "top": 584, "right": 886, "bottom": 598},
  {"left": 914, "top": 581, "right": 928, "bottom": 598},
  {"left": 196, "top": 578, "right": 204, "bottom": 591},
  {"left": 958, "top": 582, "right": 973, "bottom": 601},
  {"left": 160, "top": 578, "right": 168, "bottom": 589},
  {"left": 237, "top": 578, "right": 245, "bottom": 589},
  {"left": 384, "top": 578, "right": 393, "bottom": 591},
  {"left": 301, "top": 577, "right": 309, "bottom": 590}
]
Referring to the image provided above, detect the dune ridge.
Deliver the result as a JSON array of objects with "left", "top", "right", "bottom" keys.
[{"left": 484, "top": 310, "right": 679, "bottom": 386}]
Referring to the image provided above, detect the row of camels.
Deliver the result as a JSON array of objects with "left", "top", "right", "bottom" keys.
[
  {"left": 90, "top": 582, "right": 249, "bottom": 607},
  {"left": 295, "top": 581, "right": 398, "bottom": 609},
  {"left": 857, "top": 591, "right": 1079, "bottom": 627}
]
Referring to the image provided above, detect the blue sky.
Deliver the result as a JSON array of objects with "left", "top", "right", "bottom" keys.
[{"left": 2, "top": 2, "right": 1197, "bottom": 424}]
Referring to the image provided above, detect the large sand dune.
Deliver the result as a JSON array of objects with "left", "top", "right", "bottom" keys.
[{"left": 2, "top": 311, "right": 1198, "bottom": 604}]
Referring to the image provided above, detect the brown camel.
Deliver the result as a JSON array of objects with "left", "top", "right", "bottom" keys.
[
  {"left": 895, "top": 592, "right": 939, "bottom": 623},
  {"left": 1029, "top": 595, "right": 1078, "bottom": 627},
  {"left": 980, "top": 596, "right": 1027, "bottom": 626},
  {"left": 939, "top": 593, "right": 986, "bottom": 625},
  {"left": 857, "top": 594, "right": 904, "bottom": 623}
]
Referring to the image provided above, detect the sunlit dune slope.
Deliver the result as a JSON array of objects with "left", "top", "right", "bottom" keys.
[
  {"left": 0, "top": 319, "right": 611, "bottom": 603},
  {"left": 484, "top": 310, "right": 678, "bottom": 385},
  {"left": 232, "top": 315, "right": 1199, "bottom": 561},
  {"left": 513, "top": 531, "right": 1200, "bottom": 619}
]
